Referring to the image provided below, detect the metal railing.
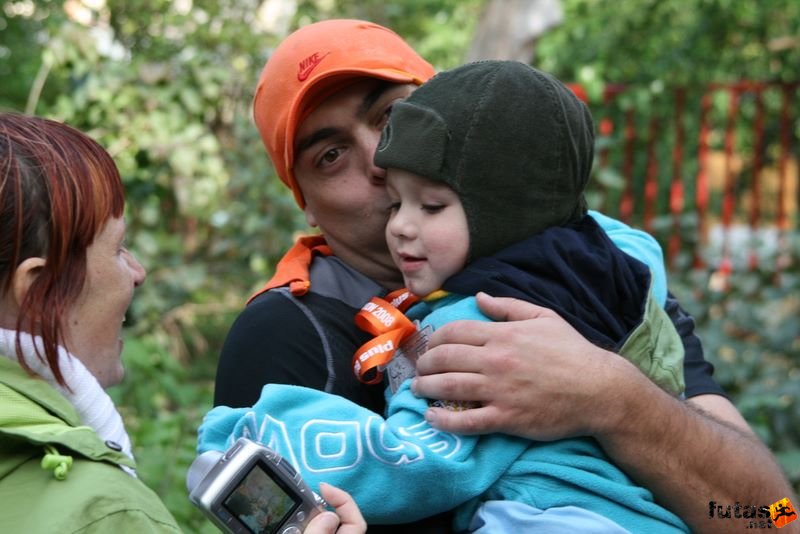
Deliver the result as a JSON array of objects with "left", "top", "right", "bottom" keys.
[{"left": 570, "top": 81, "right": 799, "bottom": 273}]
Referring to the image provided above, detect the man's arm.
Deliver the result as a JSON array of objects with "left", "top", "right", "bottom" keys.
[
  {"left": 597, "top": 368, "right": 795, "bottom": 533},
  {"left": 413, "top": 293, "right": 796, "bottom": 532}
]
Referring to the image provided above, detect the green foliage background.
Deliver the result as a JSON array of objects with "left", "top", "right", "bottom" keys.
[{"left": 1, "top": 1, "right": 797, "bottom": 530}]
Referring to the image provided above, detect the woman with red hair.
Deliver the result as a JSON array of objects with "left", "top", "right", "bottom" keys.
[
  {"left": 0, "top": 112, "right": 181, "bottom": 532},
  {"left": 0, "top": 112, "right": 364, "bottom": 534}
]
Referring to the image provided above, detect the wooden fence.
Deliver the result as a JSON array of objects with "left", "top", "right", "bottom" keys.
[{"left": 570, "top": 82, "right": 799, "bottom": 274}]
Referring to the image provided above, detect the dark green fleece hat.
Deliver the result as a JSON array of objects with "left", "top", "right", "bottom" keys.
[{"left": 375, "top": 60, "right": 594, "bottom": 260}]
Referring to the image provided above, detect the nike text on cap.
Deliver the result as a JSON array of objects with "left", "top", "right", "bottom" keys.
[{"left": 252, "top": 19, "right": 436, "bottom": 208}]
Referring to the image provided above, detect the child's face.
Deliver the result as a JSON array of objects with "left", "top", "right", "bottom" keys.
[{"left": 385, "top": 169, "right": 469, "bottom": 297}]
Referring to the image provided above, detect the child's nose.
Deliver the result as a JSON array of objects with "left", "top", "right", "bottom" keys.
[{"left": 388, "top": 210, "right": 416, "bottom": 239}]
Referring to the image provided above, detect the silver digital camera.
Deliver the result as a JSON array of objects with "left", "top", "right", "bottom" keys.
[{"left": 187, "top": 438, "right": 328, "bottom": 534}]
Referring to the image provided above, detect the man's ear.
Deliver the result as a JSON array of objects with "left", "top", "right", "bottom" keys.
[
  {"left": 11, "top": 257, "right": 46, "bottom": 307},
  {"left": 304, "top": 206, "right": 318, "bottom": 228}
]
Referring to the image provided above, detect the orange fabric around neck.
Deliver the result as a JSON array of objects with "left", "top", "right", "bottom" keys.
[{"left": 247, "top": 235, "right": 332, "bottom": 303}]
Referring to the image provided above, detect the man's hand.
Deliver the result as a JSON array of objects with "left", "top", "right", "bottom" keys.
[{"left": 413, "top": 292, "right": 635, "bottom": 440}]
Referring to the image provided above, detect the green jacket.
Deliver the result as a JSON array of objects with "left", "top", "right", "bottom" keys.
[{"left": 0, "top": 357, "right": 182, "bottom": 533}]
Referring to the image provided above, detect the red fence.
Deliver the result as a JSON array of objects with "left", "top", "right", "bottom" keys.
[{"left": 570, "top": 81, "right": 799, "bottom": 273}]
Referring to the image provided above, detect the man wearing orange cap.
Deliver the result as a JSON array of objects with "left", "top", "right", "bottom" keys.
[{"left": 213, "top": 19, "right": 794, "bottom": 532}]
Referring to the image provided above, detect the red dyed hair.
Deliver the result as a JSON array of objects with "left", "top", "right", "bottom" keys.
[{"left": 0, "top": 113, "right": 125, "bottom": 387}]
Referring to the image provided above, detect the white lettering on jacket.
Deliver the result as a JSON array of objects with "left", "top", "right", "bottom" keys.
[{"left": 237, "top": 413, "right": 462, "bottom": 474}]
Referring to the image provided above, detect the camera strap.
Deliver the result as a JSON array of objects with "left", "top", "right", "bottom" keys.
[{"left": 352, "top": 289, "right": 419, "bottom": 384}]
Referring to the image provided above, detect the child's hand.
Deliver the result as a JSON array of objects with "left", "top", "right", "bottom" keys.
[{"left": 304, "top": 483, "right": 366, "bottom": 534}]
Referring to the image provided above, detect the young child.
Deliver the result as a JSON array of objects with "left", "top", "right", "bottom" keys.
[{"left": 198, "top": 61, "right": 687, "bottom": 532}]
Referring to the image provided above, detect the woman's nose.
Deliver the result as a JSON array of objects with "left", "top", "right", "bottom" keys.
[{"left": 127, "top": 252, "right": 147, "bottom": 288}]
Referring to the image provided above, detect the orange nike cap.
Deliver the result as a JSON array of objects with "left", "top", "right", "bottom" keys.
[{"left": 253, "top": 19, "right": 436, "bottom": 208}]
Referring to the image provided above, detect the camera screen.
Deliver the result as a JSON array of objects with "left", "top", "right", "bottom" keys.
[{"left": 222, "top": 460, "right": 301, "bottom": 534}]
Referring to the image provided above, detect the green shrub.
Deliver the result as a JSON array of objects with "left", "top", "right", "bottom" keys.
[{"left": 669, "top": 235, "right": 800, "bottom": 493}]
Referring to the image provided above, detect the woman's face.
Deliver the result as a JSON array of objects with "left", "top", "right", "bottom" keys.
[{"left": 62, "top": 216, "right": 146, "bottom": 388}]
